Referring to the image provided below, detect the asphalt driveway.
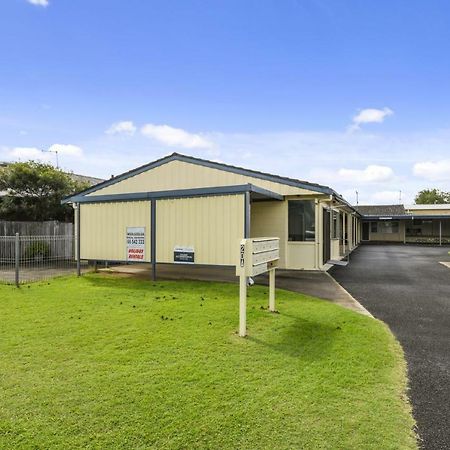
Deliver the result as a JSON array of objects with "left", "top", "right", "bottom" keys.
[{"left": 331, "top": 245, "right": 450, "bottom": 450}]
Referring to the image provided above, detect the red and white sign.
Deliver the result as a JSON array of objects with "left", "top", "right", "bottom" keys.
[{"left": 126, "top": 227, "right": 145, "bottom": 261}]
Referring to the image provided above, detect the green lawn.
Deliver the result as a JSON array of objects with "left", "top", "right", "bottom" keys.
[{"left": 0, "top": 274, "right": 416, "bottom": 449}]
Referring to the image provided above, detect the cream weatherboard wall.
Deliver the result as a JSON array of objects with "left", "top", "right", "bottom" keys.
[
  {"left": 86, "top": 160, "right": 319, "bottom": 197},
  {"left": 369, "top": 221, "right": 406, "bottom": 242},
  {"left": 156, "top": 194, "right": 244, "bottom": 266},
  {"left": 80, "top": 201, "right": 151, "bottom": 261},
  {"left": 251, "top": 201, "right": 288, "bottom": 268},
  {"left": 250, "top": 198, "right": 360, "bottom": 270},
  {"left": 406, "top": 209, "right": 450, "bottom": 216}
]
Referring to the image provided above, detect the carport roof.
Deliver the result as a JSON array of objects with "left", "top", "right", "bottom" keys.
[
  {"left": 63, "top": 183, "right": 283, "bottom": 204},
  {"left": 356, "top": 204, "right": 450, "bottom": 220}
]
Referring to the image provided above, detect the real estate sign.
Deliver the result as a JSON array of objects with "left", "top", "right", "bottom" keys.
[
  {"left": 126, "top": 227, "right": 145, "bottom": 261},
  {"left": 174, "top": 246, "right": 195, "bottom": 263}
]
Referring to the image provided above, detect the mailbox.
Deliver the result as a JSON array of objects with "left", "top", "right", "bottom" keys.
[{"left": 236, "top": 237, "right": 280, "bottom": 337}]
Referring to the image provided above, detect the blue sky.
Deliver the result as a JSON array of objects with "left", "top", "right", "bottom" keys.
[{"left": 1, "top": 0, "right": 450, "bottom": 204}]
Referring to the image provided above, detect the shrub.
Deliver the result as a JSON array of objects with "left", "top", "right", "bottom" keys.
[{"left": 24, "top": 241, "right": 51, "bottom": 261}]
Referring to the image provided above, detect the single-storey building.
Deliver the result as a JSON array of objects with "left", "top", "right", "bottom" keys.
[
  {"left": 357, "top": 204, "right": 450, "bottom": 244},
  {"left": 63, "top": 153, "right": 362, "bottom": 277}
]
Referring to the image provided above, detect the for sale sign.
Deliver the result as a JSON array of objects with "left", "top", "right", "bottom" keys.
[{"left": 126, "top": 227, "right": 145, "bottom": 261}]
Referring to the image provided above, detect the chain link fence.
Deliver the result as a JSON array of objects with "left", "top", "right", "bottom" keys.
[{"left": 0, "top": 234, "right": 88, "bottom": 285}]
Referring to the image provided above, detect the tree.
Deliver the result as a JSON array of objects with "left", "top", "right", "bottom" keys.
[
  {"left": 414, "top": 188, "right": 450, "bottom": 205},
  {"left": 0, "top": 161, "right": 89, "bottom": 221}
]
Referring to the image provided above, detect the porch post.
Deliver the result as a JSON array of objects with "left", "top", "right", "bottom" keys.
[
  {"left": 151, "top": 199, "right": 157, "bottom": 281},
  {"left": 244, "top": 191, "right": 250, "bottom": 238},
  {"left": 343, "top": 213, "right": 346, "bottom": 254}
]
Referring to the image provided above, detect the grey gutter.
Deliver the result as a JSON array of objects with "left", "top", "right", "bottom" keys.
[
  {"left": 361, "top": 214, "right": 450, "bottom": 220},
  {"left": 63, "top": 183, "right": 284, "bottom": 204},
  {"left": 332, "top": 194, "right": 361, "bottom": 217}
]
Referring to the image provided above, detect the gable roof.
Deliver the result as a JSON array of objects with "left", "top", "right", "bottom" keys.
[
  {"left": 355, "top": 204, "right": 406, "bottom": 216},
  {"left": 69, "top": 172, "right": 104, "bottom": 186},
  {"left": 64, "top": 152, "right": 346, "bottom": 200}
]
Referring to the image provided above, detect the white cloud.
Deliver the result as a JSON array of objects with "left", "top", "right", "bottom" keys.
[
  {"left": 8, "top": 144, "right": 83, "bottom": 164},
  {"left": 337, "top": 165, "right": 394, "bottom": 183},
  {"left": 413, "top": 159, "right": 450, "bottom": 182},
  {"left": 48, "top": 144, "right": 83, "bottom": 157},
  {"left": 370, "top": 190, "right": 403, "bottom": 204},
  {"left": 349, "top": 107, "right": 393, "bottom": 132},
  {"left": 141, "top": 123, "right": 213, "bottom": 149},
  {"left": 106, "top": 121, "right": 136, "bottom": 136},
  {"left": 6, "top": 126, "right": 448, "bottom": 208},
  {"left": 10, "top": 147, "right": 49, "bottom": 161},
  {"left": 27, "top": 0, "right": 49, "bottom": 6}
]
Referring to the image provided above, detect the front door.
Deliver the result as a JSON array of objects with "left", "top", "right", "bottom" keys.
[{"left": 362, "top": 222, "right": 370, "bottom": 241}]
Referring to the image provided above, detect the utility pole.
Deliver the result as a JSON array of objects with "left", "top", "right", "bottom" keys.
[
  {"left": 355, "top": 190, "right": 359, "bottom": 206},
  {"left": 399, "top": 190, "right": 402, "bottom": 204}
]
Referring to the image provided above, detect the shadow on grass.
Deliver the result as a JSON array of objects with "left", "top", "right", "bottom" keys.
[
  {"left": 246, "top": 313, "right": 339, "bottom": 360},
  {"left": 83, "top": 273, "right": 241, "bottom": 298},
  {"left": 83, "top": 273, "right": 168, "bottom": 290}
]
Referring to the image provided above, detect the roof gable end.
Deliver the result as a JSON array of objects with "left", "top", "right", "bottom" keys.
[{"left": 65, "top": 152, "right": 336, "bottom": 201}]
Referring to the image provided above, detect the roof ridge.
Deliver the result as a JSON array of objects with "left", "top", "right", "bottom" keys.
[{"left": 172, "top": 152, "right": 333, "bottom": 191}]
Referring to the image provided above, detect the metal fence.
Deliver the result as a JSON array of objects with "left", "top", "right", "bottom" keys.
[{"left": 0, "top": 234, "right": 88, "bottom": 285}]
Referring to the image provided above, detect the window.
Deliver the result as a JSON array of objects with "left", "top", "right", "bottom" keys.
[
  {"left": 378, "top": 221, "right": 399, "bottom": 234},
  {"left": 371, "top": 222, "right": 378, "bottom": 233},
  {"left": 288, "top": 200, "right": 315, "bottom": 241}
]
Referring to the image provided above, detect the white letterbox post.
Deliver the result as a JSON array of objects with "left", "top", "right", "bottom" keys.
[{"left": 236, "top": 237, "right": 280, "bottom": 337}]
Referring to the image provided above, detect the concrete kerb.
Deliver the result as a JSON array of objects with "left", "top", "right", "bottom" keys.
[{"left": 324, "top": 272, "right": 374, "bottom": 318}]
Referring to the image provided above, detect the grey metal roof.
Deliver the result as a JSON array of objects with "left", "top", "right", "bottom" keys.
[
  {"left": 68, "top": 173, "right": 104, "bottom": 186},
  {"left": 67, "top": 152, "right": 338, "bottom": 198},
  {"left": 355, "top": 204, "right": 406, "bottom": 217},
  {"left": 63, "top": 153, "right": 360, "bottom": 214}
]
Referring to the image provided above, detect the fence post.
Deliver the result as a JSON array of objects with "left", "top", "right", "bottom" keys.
[{"left": 15, "top": 232, "right": 20, "bottom": 287}]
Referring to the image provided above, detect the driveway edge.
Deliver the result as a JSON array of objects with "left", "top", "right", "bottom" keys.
[{"left": 326, "top": 272, "right": 374, "bottom": 318}]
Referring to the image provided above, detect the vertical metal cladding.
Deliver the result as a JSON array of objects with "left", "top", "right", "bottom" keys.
[
  {"left": 156, "top": 194, "right": 245, "bottom": 265},
  {"left": 80, "top": 201, "right": 151, "bottom": 261}
]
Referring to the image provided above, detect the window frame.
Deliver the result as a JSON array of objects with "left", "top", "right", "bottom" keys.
[{"left": 288, "top": 200, "right": 316, "bottom": 242}]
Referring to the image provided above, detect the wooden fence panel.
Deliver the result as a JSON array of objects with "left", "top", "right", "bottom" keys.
[{"left": 0, "top": 221, "right": 73, "bottom": 237}]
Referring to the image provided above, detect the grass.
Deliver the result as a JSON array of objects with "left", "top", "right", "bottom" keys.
[{"left": 0, "top": 273, "right": 416, "bottom": 449}]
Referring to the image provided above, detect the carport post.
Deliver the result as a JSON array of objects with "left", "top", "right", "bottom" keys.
[
  {"left": 239, "top": 273, "right": 247, "bottom": 337},
  {"left": 151, "top": 199, "right": 157, "bottom": 281},
  {"left": 439, "top": 220, "right": 442, "bottom": 246},
  {"left": 269, "top": 268, "right": 275, "bottom": 312},
  {"left": 15, "top": 232, "right": 20, "bottom": 287}
]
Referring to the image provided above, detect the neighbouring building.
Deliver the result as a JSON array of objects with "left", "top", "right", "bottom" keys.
[{"left": 357, "top": 204, "right": 450, "bottom": 244}]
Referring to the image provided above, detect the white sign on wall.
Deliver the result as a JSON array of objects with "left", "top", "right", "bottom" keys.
[
  {"left": 126, "top": 227, "right": 145, "bottom": 261},
  {"left": 174, "top": 246, "right": 195, "bottom": 264}
]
